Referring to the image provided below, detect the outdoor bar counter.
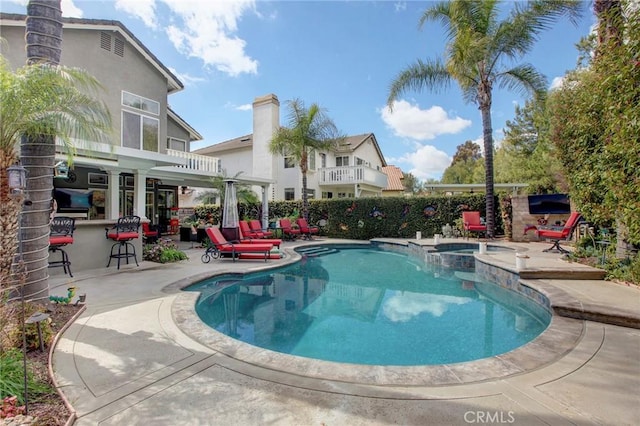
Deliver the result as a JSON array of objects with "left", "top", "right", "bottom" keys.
[{"left": 49, "top": 219, "right": 144, "bottom": 275}]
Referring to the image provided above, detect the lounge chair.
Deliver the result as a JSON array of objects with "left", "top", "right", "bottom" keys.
[
  {"left": 462, "top": 211, "right": 487, "bottom": 240},
  {"left": 296, "top": 218, "right": 319, "bottom": 240},
  {"left": 238, "top": 227, "right": 283, "bottom": 248},
  {"left": 239, "top": 220, "right": 263, "bottom": 238},
  {"left": 249, "top": 219, "right": 274, "bottom": 238},
  {"left": 202, "top": 227, "right": 273, "bottom": 263},
  {"left": 536, "top": 212, "right": 582, "bottom": 253},
  {"left": 279, "top": 218, "right": 301, "bottom": 240}
]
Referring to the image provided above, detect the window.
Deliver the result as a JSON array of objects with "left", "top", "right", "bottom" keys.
[
  {"left": 336, "top": 156, "right": 349, "bottom": 166},
  {"left": 320, "top": 153, "right": 327, "bottom": 168},
  {"left": 167, "top": 137, "right": 186, "bottom": 151},
  {"left": 122, "top": 111, "right": 159, "bottom": 152},
  {"left": 305, "top": 189, "right": 315, "bottom": 199},
  {"left": 356, "top": 157, "right": 369, "bottom": 166},
  {"left": 308, "top": 149, "right": 316, "bottom": 171},
  {"left": 322, "top": 191, "right": 333, "bottom": 199},
  {"left": 284, "top": 188, "right": 295, "bottom": 200},
  {"left": 284, "top": 156, "right": 295, "bottom": 168},
  {"left": 217, "top": 158, "right": 222, "bottom": 173},
  {"left": 122, "top": 91, "right": 160, "bottom": 115}
]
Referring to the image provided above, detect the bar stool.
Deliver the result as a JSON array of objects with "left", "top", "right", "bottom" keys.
[
  {"left": 49, "top": 216, "right": 76, "bottom": 277},
  {"left": 105, "top": 215, "right": 141, "bottom": 269}
]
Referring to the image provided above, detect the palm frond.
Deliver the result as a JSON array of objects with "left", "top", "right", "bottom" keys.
[
  {"left": 387, "top": 59, "right": 451, "bottom": 108},
  {"left": 495, "top": 63, "right": 548, "bottom": 99}
]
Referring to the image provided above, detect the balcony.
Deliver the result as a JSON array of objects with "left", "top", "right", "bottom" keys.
[
  {"left": 318, "top": 166, "right": 388, "bottom": 189},
  {"left": 166, "top": 149, "right": 219, "bottom": 173}
]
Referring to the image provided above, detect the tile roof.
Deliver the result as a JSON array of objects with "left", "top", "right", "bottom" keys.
[{"left": 382, "top": 165, "right": 405, "bottom": 191}]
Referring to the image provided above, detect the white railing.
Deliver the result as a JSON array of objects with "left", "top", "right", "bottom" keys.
[
  {"left": 167, "top": 149, "right": 219, "bottom": 173},
  {"left": 318, "top": 166, "right": 388, "bottom": 188}
]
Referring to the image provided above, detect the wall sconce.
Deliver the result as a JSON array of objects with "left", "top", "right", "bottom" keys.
[
  {"left": 7, "top": 163, "right": 27, "bottom": 195},
  {"left": 181, "top": 186, "right": 187, "bottom": 195}
]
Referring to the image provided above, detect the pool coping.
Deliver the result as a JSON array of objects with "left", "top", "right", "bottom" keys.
[{"left": 170, "top": 240, "right": 588, "bottom": 387}]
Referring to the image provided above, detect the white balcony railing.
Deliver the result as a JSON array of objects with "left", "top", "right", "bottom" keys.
[
  {"left": 318, "top": 166, "right": 388, "bottom": 188},
  {"left": 167, "top": 149, "right": 219, "bottom": 173}
]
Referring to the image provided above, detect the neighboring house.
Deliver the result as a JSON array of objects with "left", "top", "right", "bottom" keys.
[
  {"left": 194, "top": 94, "right": 388, "bottom": 202},
  {"left": 381, "top": 165, "right": 406, "bottom": 197},
  {"left": 0, "top": 13, "right": 265, "bottom": 233}
]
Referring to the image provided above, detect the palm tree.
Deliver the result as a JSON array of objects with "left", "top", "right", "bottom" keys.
[
  {"left": 268, "top": 98, "right": 344, "bottom": 220},
  {"left": 5, "top": 0, "right": 112, "bottom": 301},
  {"left": 387, "top": 0, "right": 582, "bottom": 237},
  {"left": 195, "top": 171, "right": 260, "bottom": 206}
]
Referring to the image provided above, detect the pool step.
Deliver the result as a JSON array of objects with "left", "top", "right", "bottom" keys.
[{"left": 298, "top": 247, "right": 338, "bottom": 257}]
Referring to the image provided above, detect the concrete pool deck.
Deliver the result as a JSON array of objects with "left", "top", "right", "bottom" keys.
[{"left": 49, "top": 238, "right": 640, "bottom": 425}]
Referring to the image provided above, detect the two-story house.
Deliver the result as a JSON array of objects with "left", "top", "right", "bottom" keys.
[
  {"left": 193, "top": 94, "right": 388, "bottom": 202},
  {"left": 1, "top": 13, "right": 272, "bottom": 234}
]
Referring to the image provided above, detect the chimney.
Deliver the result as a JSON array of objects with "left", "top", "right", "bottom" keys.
[{"left": 252, "top": 94, "right": 280, "bottom": 181}]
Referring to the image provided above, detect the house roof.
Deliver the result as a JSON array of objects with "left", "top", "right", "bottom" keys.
[
  {"left": 0, "top": 12, "right": 183, "bottom": 93},
  {"left": 168, "top": 107, "right": 203, "bottom": 141},
  {"left": 382, "top": 165, "right": 405, "bottom": 192},
  {"left": 195, "top": 132, "right": 388, "bottom": 166},
  {"left": 193, "top": 134, "right": 253, "bottom": 155}
]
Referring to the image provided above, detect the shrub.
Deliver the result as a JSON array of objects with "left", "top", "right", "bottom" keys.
[
  {"left": 1, "top": 302, "right": 54, "bottom": 352},
  {"left": 143, "top": 239, "right": 188, "bottom": 263},
  {"left": 0, "top": 349, "right": 51, "bottom": 407}
]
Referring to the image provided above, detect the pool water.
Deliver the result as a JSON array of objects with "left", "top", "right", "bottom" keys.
[{"left": 188, "top": 246, "right": 550, "bottom": 366}]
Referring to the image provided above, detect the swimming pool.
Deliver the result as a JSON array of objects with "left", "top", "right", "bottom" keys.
[{"left": 186, "top": 245, "right": 551, "bottom": 366}]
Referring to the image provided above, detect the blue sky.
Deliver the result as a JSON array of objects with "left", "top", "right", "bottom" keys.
[{"left": 2, "top": 0, "right": 596, "bottom": 180}]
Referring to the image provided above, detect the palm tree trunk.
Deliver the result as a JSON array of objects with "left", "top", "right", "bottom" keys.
[
  {"left": 480, "top": 105, "right": 495, "bottom": 238},
  {"left": 21, "top": 0, "right": 63, "bottom": 301}
]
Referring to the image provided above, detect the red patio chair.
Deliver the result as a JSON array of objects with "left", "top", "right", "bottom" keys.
[
  {"left": 105, "top": 215, "right": 140, "bottom": 269},
  {"left": 238, "top": 227, "right": 282, "bottom": 248},
  {"left": 296, "top": 218, "right": 319, "bottom": 240},
  {"left": 249, "top": 219, "right": 274, "bottom": 237},
  {"left": 202, "top": 227, "right": 273, "bottom": 263},
  {"left": 536, "top": 212, "right": 582, "bottom": 253},
  {"left": 239, "top": 220, "right": 263, "bottom": 238},
  {"left": 49, "top": 216, "right": 75, "bottom": 277},
  {"left": 462, "top": 211, "right": 487, "bottom": 240},
  {"left": 142, "top": 222, "right": 159, "bottom": 244},
  {"left": 278, "top": 218, "right": 301, "bottom": 241}
]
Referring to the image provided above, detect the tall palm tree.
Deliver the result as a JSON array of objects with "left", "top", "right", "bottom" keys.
[
  {"left": 387, "top": 0, "right": 582, "bottom": 237},
  {"left": 8, "top": 0, "right": 112, "bottom": 301},
  {"left": 268, "top": 98, "right": 344, "bottom": 220}
]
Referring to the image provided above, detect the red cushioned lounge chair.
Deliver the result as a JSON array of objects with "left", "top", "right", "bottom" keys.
[
  {"left": 296, "top": 218, "right": 319, "bottom": 240},
  {"left": 249, "top": 219, "right": 274, "bottom": 237},
  {"left": 279, "top": 218, "right": 301, "bottom": 241},
  {"left": 238, "top": 227, "right": 283, "bottom": 249},
  {"left": 462, "top": 211, "right": 487, "bottom": 240},
  {"left": 536, "top": 212, "right": 582, "bottom": 253},
  {"left": 202, "top": 227, "right": 273, "bottom": 263},
  {"left": 239, "top": 220, "right": 263, "bottom": 238}
]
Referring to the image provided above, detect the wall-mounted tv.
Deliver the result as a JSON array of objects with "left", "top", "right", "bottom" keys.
[
  {"left": 54, "top": 188, "right": 93, "bottom": 211},
  {"left": 527, "top": 193, "right": 571, "bottom": 215}
]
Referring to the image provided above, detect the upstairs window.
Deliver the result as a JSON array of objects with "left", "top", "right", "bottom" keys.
[
  {"left": 284, "top": 156, "right": 296, "bottom": 168},
  {"left": 284, "top": 188, "right": 295, "bottom": 200},
  {"left": 336, "top": 156, "right": 349, "bottom": 167},
  {"left": 122, "top": 111, "right": 159, "bottom": 152},
  {"left": 122, "top": 91, "right": 160, "bottom": 115},
  {"left": 167, "top": 137, "right": 186, "bottom": 152},
  {"left": 308, "top": 149, "right": 316, "bottom": 171}
]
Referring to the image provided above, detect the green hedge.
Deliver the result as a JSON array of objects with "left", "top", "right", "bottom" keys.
[{"left": 193, "top": 194, "right": 504, "bottom": 239}]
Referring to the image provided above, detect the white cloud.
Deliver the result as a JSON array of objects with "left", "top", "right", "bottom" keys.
[
  {"left": 394, "top": 2, "right": 407, "bottom": 12},
  {"left": 383, "top": 292, "right": 471, "bottom": 322},
  {"left": 380, "top": 100, "right": 472, "bottom": 141},
  {"left": 113, "top": 0, "right": 258, "bottom": 77},
  {"left": 163, "top": 0, "right": 258, "bottom": 76},
  {"left": 224, "top": 102, "right": 252, "bottom": 111},
  {"left": 550, "top": 76, "right": 564, "bottom": 90},
  {"left": 62, "top": 0, "right": 83, "bottom": 17},
  {"left": 389, "top": 144, "right": 452, "bottom": 180},
  {"left": 115, "top": 0, "right": 157, "bottom": 28},
  {"left": 167, "top": 67, "right": 206, "bottom": 86}
]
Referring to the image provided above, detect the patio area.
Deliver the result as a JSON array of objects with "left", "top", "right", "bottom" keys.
[{"left": 48, "top": 237, "right": 640, "bottom": 425}]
